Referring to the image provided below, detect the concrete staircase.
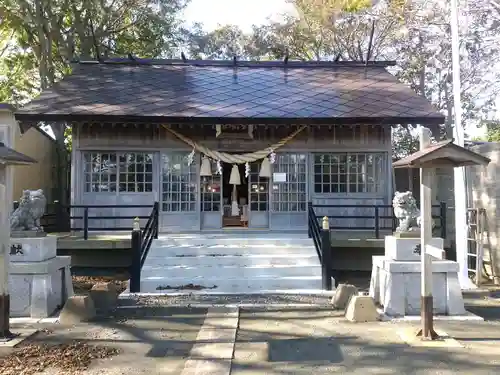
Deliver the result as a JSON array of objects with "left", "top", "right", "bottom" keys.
[{"left": 136, "top": 232, "right": 324, "bottom": 293}]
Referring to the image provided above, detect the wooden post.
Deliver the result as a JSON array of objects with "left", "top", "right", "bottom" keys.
[
  {"left": 0, "top": 183, "right": 13, "bottom": 340},
  {"left": 154, "top": 202, "right": 159, "bottom": 239},
  {"left": 307, "top": 202, "right": 313, "bottom": 238},
  {"left": 53, "top": 200, "right": 62, "bottom": 232},
  {"left": 440, "top": 202, "right": 447, "bottom": 240},
  {"left": 374, "top": 206, "right": 380, "bottom": 239},
  {"left": 417, "top": 128, "right": 439, "bottom": 340},
  {"left": 321, "top": 216, "right": 332, "bottom": 291},
  {"left": 83, "top": 208, "right": 89, "bottom": 240},
  {"left": 130, "top": 217, "right": 142, "bottom": 293}
]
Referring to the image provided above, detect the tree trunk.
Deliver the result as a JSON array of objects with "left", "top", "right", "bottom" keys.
[
  {"left": 51, "top": 123, "right": 69, "bottom": 206},
  {"left": 35, "top": 0, "right": 49, "bottom": 89}
]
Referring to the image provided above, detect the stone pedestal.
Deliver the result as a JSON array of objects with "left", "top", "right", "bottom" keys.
[
  {"left": 369, "top": 235, "right": 466, "bottom": 317},
  {"left": 385, "top": 236, "right": 444, "bottom": 262},
  {"left": 10, "top": 235, "right": 57, "bottom": 262},
  {"left": 8, "top": 234, "right": 73, "bottom": 318}
]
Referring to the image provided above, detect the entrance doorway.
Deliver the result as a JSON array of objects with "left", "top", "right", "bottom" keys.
[{"left": 222, "top": 163, "right": 248, "bottom": 227}]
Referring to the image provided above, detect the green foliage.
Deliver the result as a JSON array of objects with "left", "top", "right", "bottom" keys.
[
  {"left": 0, "top": 0, "right": 188, "bottom": 101},
  {"left": 0, "top": 50, "right": 38, "bottom": 105},
  {"left": 475, "top": 121, "right": 500, "bottom": 142},
  {"left": 0, "top": 0, "right": 188, "bottom": 149},
  {"left": 392, "top": 125, "right": 419, "bottom": 160}
]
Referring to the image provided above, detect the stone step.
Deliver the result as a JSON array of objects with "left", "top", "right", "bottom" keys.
[
  {"left": 153, "top": 238, "right": 315, "bottom": 247},
  {"left": 136, "top": 275, "right": 324, "bottom": 294},
  {"left": 140, "top": 264, "right": 321, "bottom": 279},
  {"left": 146, "top": 245, "right": 318, "bottom": 257},
  {"left": 142, "top": 254, "right": 320, "bottom": 268}
]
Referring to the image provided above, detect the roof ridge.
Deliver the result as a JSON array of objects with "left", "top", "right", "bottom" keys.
[{"left": 77, "top": 58, "right": 396, "bottom": 69}]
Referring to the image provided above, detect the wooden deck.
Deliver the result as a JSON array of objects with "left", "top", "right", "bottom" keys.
[
  {"left": 54, "top": 232, "right": 131, "bottom": 250},
  {"left": 52, "top": 230, "right": 451, "bottom": 250},
  {"left": 330, "top": 230, "right": 452, "bottom": 248}
]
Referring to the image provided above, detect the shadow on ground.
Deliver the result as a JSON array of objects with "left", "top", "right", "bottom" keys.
[{"left": 231, "top": 307, "right": 500, "bottom": 375}]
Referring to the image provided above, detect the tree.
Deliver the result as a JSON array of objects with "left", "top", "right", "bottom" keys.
[
  {"left": 183, "top": 24, "right": 253, "bottom": 59},
  {"left": 183, "top": 0, "right": 404, "bottom": 61},
  {"left": 391, "top": 1, "right": 500, "bottom": 139},
  {"left": 392, "top": 125, "right": 419, "bottom": 160},
  {"left": 0, "top": 0, "right": 188, "bottom": 204},
  {"left": 0, "top": 37, "right": 38, "bottom": 105},
  {"left": 475, "top": 120, "right": 500, "bottom": 142},
  {"left": 0, "top": 0, "right": 188, "bottom": 92}
]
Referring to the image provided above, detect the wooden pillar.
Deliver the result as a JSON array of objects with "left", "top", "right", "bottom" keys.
[
  {"left": 0, "top": 183, "right": 12, "bottom": 340},
  {"left": 417, "top": 127, "right": 438, "bottom": 340}
]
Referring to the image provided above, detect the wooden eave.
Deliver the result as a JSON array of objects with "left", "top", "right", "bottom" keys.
[
  {"left": 0, "top": 142, "right": 37, "bottom": 165},
  {"left": 393, "top": 140, "right": 491, "bottom": 169}
]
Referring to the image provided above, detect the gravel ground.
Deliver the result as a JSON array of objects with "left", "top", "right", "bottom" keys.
[
  {"left": 73, "top": 276, "right": 128, "bottom": 295},
  {"left": 120, "top": 293, "right": 334, "bottom": 307}
]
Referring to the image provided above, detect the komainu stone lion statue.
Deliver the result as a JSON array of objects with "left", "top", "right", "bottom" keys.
[
  {"left": 10, "top": 189, "right": 47, "bottom": 231},
  {"left": 392, "top": 191, "right": 421, "bottom": 232}
]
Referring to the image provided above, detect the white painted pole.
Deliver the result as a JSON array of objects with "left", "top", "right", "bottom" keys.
[
  {"left": 450, "top": 0, "right": 471, "bottom": 289},
  {"left": 419, "top": 127, "right": 436, "bottom": 339}
]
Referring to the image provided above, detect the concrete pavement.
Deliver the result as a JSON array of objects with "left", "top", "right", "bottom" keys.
[{"left": 2, "top": 300, "right": 500, "bottom": 374}]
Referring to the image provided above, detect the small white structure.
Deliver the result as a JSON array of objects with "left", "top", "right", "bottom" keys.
[
  {"left": 370, "top": 235, "right": 466, "bottom": 316},
  {"left": 9, "top": 233, "right": 73, "bottom": 318}
]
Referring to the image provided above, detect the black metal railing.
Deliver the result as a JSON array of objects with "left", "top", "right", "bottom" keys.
[
  {"left": 308, "top": 203, "right": 333, "bottom": 290},
  {"left": 140, "top": 202, "right": 159, "bottom": 268},
  {"left": 309, "top": 202, "right": 447, "bottom": 240},
  {"left": 130, "top": 202, "right": 160, "bottom": 293},
  {"left": 13, "top": 201, "right": 155, "bottom": 240}
]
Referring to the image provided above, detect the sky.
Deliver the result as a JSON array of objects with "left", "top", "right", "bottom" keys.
[{"left": 182, "top": 0, "right": 295, "bottom": 32}]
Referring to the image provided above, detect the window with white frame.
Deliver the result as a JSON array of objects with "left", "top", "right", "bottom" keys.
[
  {"left": 118, "top": 153, "right": 153, "bottom": 192},
  {"left": 83, "top": 152, "right": 118, "bottom": 192},
  {"left": 313, "top": 153, "right": 384, "bottom": 194},
  {"left": 201, "top": 172, "right": 221, "bottom": 212},
  {"left": 83, "top": 152, "right": 153, "bottom": 193},
  {"left": 272, "top": 153, "right": 307, "bottom": 212},
  {"left": 161, "top": 153, "right": 197, "bottom": 212},
  {"left": 249, "top": 161, "right": 269, "bottom": 211}
]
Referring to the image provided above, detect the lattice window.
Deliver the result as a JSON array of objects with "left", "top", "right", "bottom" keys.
[
  {"left": 249, "top": 162, "right": 269, "bottom": 211},
  {"left": 272, "top": 153, "right": 307, "bottom": 212},
  {"left": 119, "top": 153, "right": 153, "bottom": 192},
  {"left": 313, "top": 153, "right": 384, "bottom": 194},
  {"left": 201, "top": 169, "right": 221, "bottom": 212},
  {"left": 161, "top": 153, "right": 197, "bottom": 212},
  {"left": 83, "top": 152, "right": 117, "bottom": 192}
]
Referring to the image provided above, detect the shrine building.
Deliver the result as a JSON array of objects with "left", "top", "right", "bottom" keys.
[{"left": 12, "top": 59, "right": 444, "bottom": 233}]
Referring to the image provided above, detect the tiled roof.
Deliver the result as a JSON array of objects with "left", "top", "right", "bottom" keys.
[
  {"left": 393, "top": 140, "right": 491, "bottom": 168},
  {"left": 14, "top": 59, "right": 444, "bottom": 125},
  {"left": 0, "top": 142, "right": 37, "bottom": 165}
]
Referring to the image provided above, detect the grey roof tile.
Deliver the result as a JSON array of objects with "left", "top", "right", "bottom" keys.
[{"left": 14, "top": 60, "right": 444, "bottom": 124}]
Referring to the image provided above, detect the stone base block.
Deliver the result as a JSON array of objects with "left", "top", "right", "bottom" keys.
[
  {"left": 331, "top": 284, "right": 358, "bottom": 310},
  {"left": 10, "top": 235, "right": 57, "bottom": 262},
  {"left": 59, "top": 296, "right": 96, "bottom": 325},
  {"left": 345, "top": 295, "right": 379, "bottom": 322},
  {"left": 385, "top": 236, "right": 444, "bottom": 262},
  {"left": 9, "top": 256, "right": 73, "bottom": 318},
  {"left": 90, "top": 282, "right": 118, "bottom": 311},
  {"left": 370, "top": 256, "right": 466, "bottom": 317}
]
